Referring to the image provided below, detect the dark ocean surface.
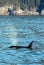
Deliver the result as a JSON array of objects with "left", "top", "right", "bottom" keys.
[{"left": 0, "top": 16, "right": 44, "bottom": 65}]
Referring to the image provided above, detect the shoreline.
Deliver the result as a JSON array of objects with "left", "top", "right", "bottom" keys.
[{"left": 0, "top": 14, "right": 44, "bottom": 16}]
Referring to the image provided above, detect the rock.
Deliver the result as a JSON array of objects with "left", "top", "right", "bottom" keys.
[
  {"left": 41, "top": 9, "right": 44, "bottom": 15},
  {"left": 32, "top": 11, "right": 39, "bottom": 15},
  {"left": 14, "top": 7, "right": 24, "bottom": 15},
  {"left": 0, "top": 7, "right": 8, "bottom": 15},
  {"left": 0, "top": 5, "right": 13, "bottom": 15}
]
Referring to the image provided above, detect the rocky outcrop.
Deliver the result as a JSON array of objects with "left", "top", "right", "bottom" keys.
[
  {"left": 41, "top": 9, "right": 44, "bottom": 15},
  {"left": 0, "top": 5, "right": 40, "bottom": 16},
  {"left": 13, "top": 7, "right": 24, "bottom": 15},
  {"left": 13, "top": 7, "right": 39, "bottom": 16},
  {"left": 0, "top": 5, "right": 13, "bottom": 15},
  {"left": 0, "top": 7, "right": 8, "bottom": 15}
]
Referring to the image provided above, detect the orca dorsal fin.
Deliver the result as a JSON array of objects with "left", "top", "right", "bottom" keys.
[{"left": 28, "top": 41, "right": 34, "bottom": 49}]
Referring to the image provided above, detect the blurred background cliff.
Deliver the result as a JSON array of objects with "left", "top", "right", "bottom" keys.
[{"left": 0, "top": 0, "right": 44, "bottom": 15}]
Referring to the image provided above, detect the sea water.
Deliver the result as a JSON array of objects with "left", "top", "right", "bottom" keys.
[{"left": 0, "top": 16, "right": 44, "bottom": 65}]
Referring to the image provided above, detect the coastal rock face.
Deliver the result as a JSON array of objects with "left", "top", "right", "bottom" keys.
[
  {"left": 0, "top": 5, "right": 13, "bottom": 15},
  {"left": 0, "top": 7, "right": 8, "bottom": 15},
  {"left": 41, "top": 9, "right": 44, "bottom": 15},
  {"left": 32, "top": 11, "right": 39, "bottom": 15},
  {"left": 13, "top": 7, "right": 39, "bottom": 16},
  {"left": 0, "top": 5, "right": 39, "bottom": 16},
  {"left": 14, "top": 7, "right": 24, "bottom": 15},
  {"left": 0, "top": 6, "right": 39, "bottom": 16}
]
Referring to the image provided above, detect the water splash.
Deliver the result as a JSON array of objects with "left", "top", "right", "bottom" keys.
[
  {"left": 8, "top": 25, "right": 18, "bottom": 45},
  {"left": 0, "top": 22, "right": 18, "bottom": 46}
]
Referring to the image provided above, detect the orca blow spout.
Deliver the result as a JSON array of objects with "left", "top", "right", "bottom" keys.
[{"left": 9, "top": 41, "right": 34, "bottom": 49}]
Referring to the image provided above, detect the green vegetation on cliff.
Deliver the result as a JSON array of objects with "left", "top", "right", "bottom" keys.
[{"left": 0, "top": 0, "right": 40, "bottom": 8}]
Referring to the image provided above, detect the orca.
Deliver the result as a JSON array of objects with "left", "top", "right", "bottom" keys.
[{"left": 9, "top": 41, "right": 34, "bottom": 49}]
